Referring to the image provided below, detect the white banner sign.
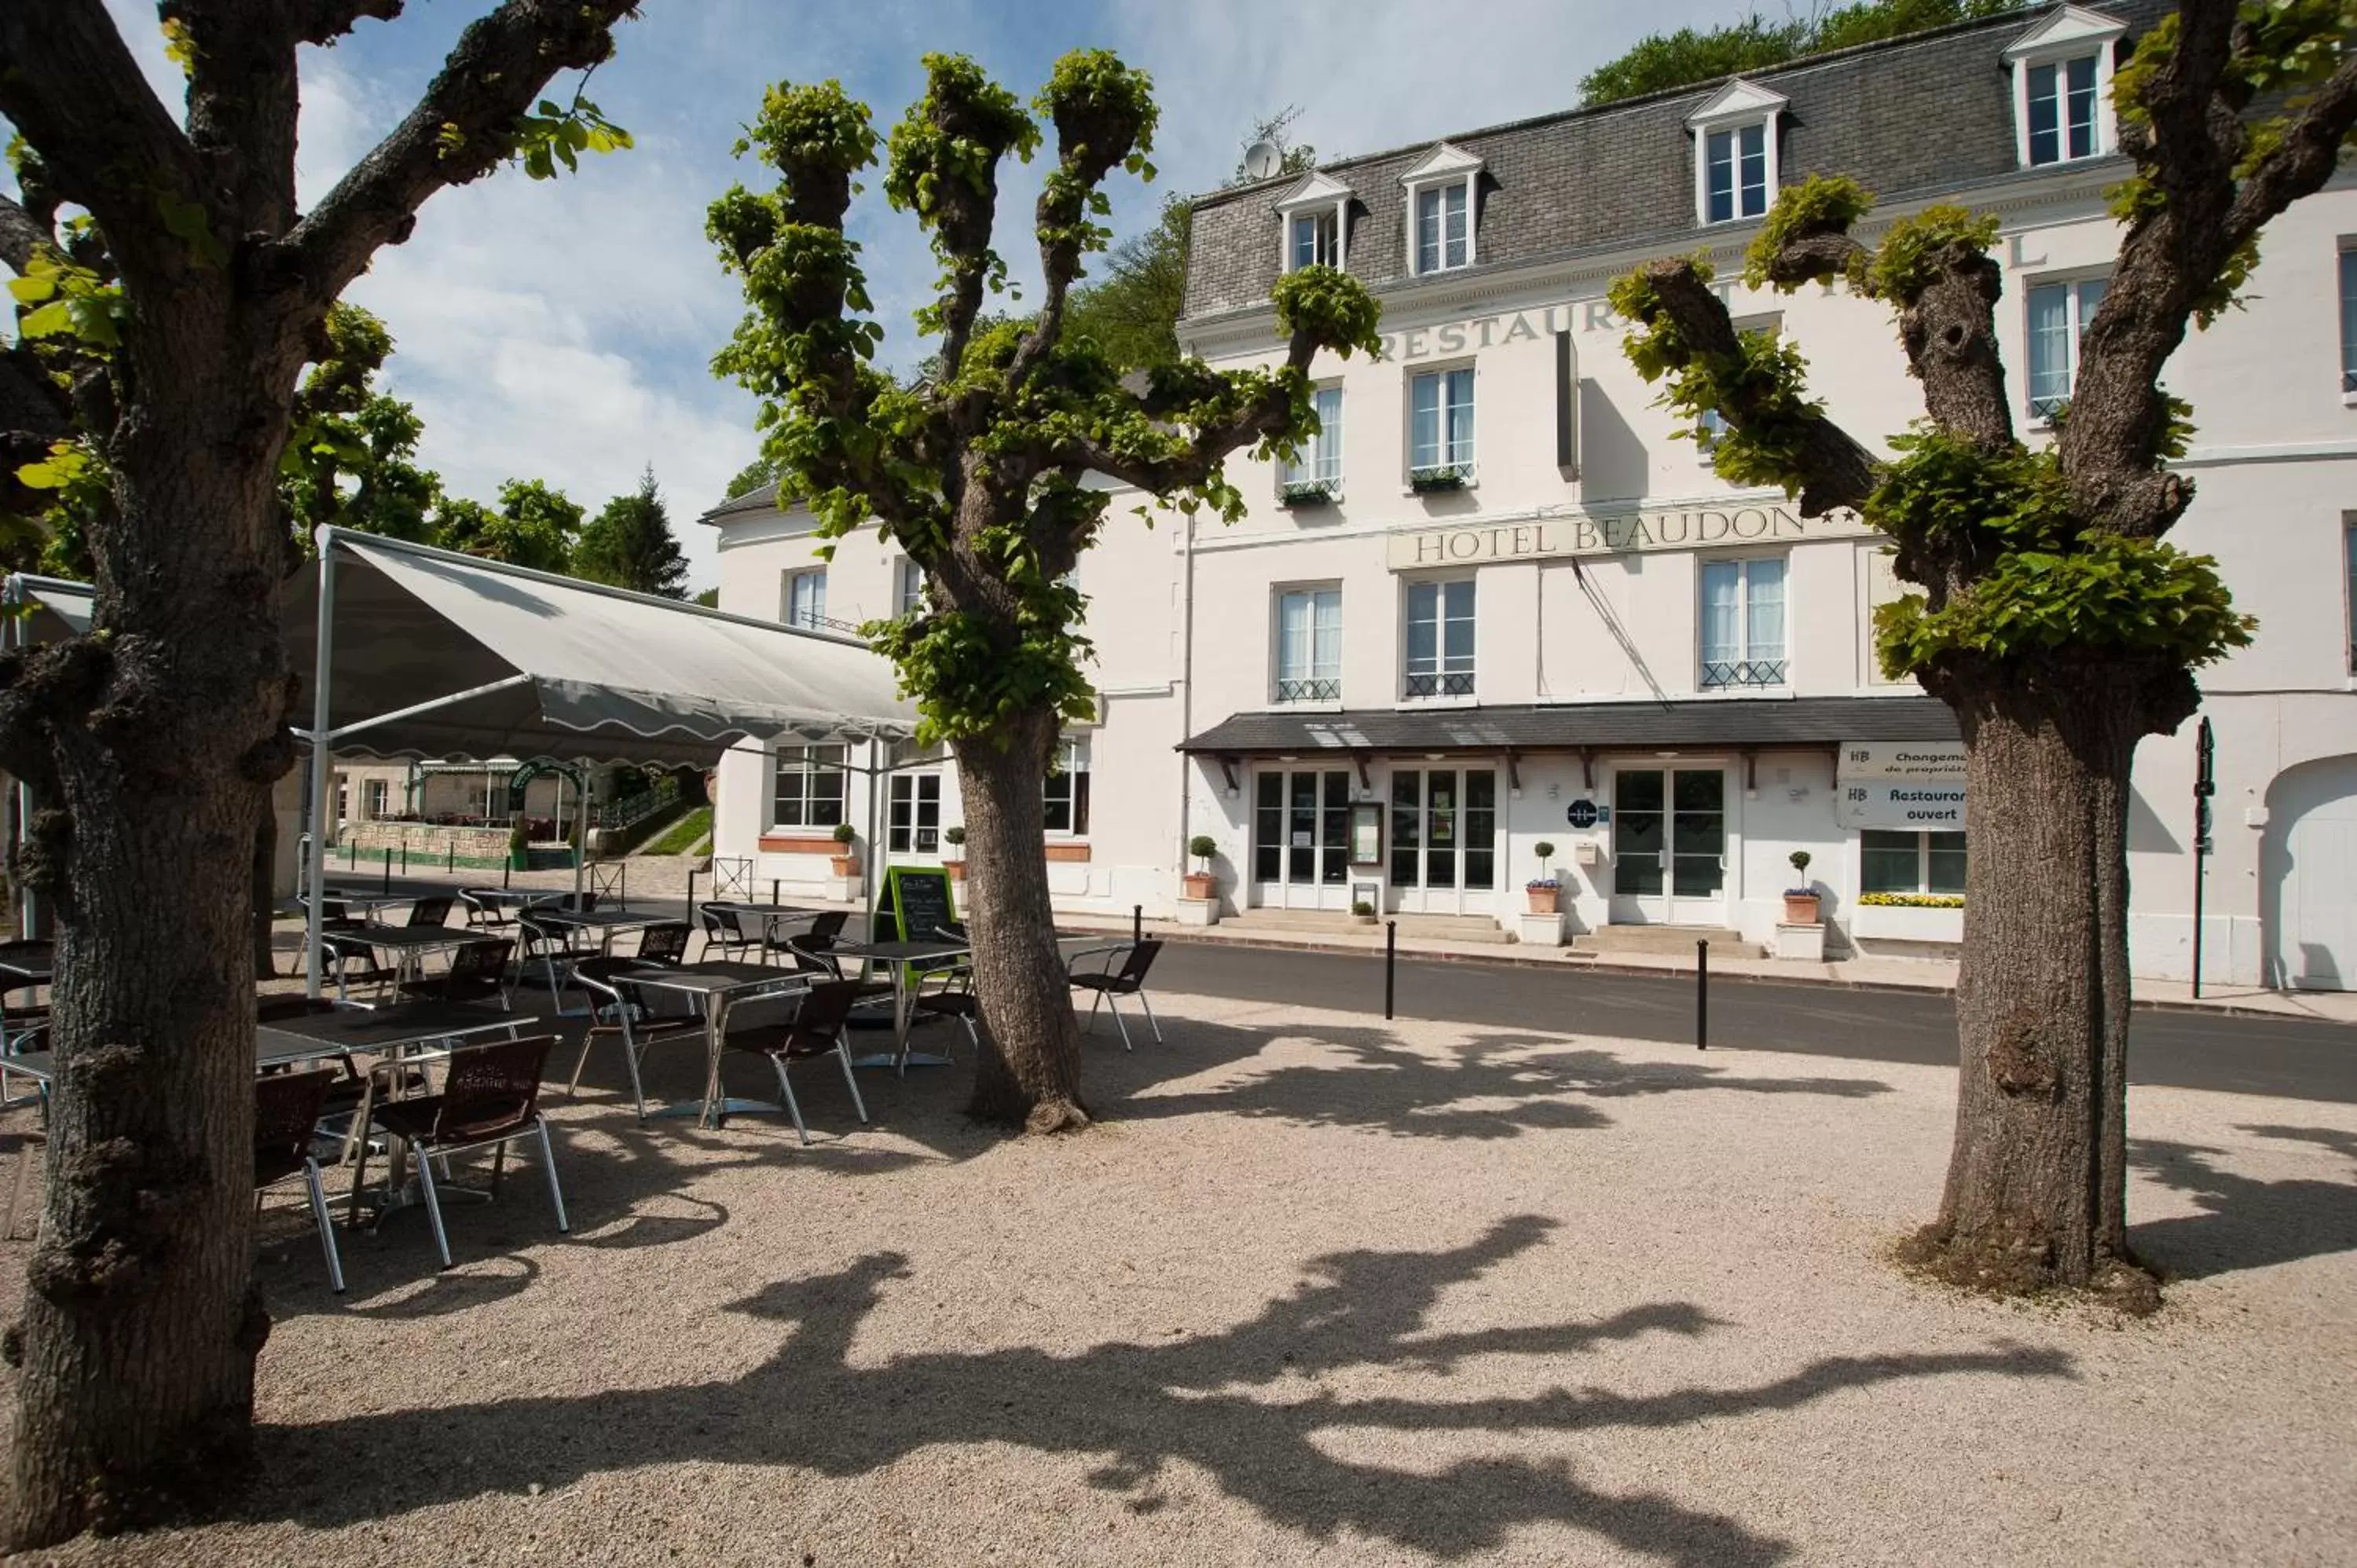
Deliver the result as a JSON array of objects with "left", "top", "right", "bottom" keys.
[
  {"left": 1837, "top": 742, "right": 1967, "bottom": 780},
  {"left": 1836, "top": 781, "right": 1967, "bottom": 829}
]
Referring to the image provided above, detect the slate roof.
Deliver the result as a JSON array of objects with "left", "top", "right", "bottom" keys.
[
  {"left": 1178, "top": 696, "right": 1959, "bottom": 754},
  {"left": 698, "top": 481, "right": 784, "bottom": 525},
  {"left": 1182, "top": 1, "right": 2168, "bottom": 324}
]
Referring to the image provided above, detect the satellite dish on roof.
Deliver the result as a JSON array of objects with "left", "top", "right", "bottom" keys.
[{"left": 1241, "top": 140, "right": 1283, "bottom": 181}]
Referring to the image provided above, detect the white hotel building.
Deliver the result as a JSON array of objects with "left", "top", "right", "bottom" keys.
[{"left": 704, "top": 1, "right": 2357, "bottom": 990}]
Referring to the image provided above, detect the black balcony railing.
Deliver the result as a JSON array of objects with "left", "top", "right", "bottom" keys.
[
  {"left": 1701, "top": 658, "right": 1787, "bottom": 690},
  {"left": 1275, "top": 678, "right": 1342, "bottom": 703},
  {"left": 1403, "top": 670, "right": 1475, "bottom": 698}
]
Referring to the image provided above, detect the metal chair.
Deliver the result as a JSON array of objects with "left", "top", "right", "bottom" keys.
[
  {"left": 398, "top": 937, "right": 515, "bottom": 1009},
  {"left": 459, "top": 888, "right": 513, "bottom": 930},
  {"left": 254, "top": 1068, "right": 347, "bottom": 1294},
  {"left": 515, "top": 913, "right": 578, "bottom": 998},
  {"left": 721, "top": 980, "right": 869, "bottom": 1145},
  {"left": 0, "top": 939, "right": 52, "bottom": 1053},
  {"left": 321, "top": 932, "right": 397, "bottom": 1004},
  {"left": 566, "top": 956, "right": 703, "bottom": 1122},
  {"left": 697, "top": 903, "right": 758, "bottom": 963},
  {"left": 356, "top": 1034, "right": 567, "bottom": 1269},
  {"left": 911, "top": 954, "right": 981, "bottom": 1061},
  {"left": 1067, "top": 940, "right": 1165, "bottom": 1051},
  {"left": 405, "top": 896, "right": 456, "bottom": 929},
  {"left": 634, "top": 921, "right": 692, "bottom": 967}
]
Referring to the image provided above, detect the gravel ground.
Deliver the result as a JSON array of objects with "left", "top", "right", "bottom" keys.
[{"left": 2, "top": 988, "right": 2353, "bottom": 1567}]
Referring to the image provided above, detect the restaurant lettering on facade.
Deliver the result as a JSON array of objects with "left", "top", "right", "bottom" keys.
[{"left": 1387, "top": 504, "right": 1871, "bottom": 570}]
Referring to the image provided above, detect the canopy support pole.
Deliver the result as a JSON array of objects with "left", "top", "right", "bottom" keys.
[
  {"left": 303, "top": 535, "right": 337, "bottom": 998},
  {"left": 573, "top": 770, "right": 588, "bottom": 903}
]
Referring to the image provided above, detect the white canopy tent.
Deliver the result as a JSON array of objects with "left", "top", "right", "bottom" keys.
[{"left": 286, "top": 527, "right": 918, "bottom": 993}]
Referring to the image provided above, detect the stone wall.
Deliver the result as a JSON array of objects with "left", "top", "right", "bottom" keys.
[{"left": 338, "top": 821, "right": 512, "bottom": 865}]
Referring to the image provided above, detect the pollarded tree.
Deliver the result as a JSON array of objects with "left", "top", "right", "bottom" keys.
[
  {"left": 0, "top": 1, "right": 641, "bottom": 1544},
  {"left": 711, "top": 53, "right": 1380, "bottom": 1131},
  {"left": 1606, "top": 0, "right": 2357, "bottom": 1306}
]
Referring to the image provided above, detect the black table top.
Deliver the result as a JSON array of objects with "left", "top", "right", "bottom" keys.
[
  {"left": 535, "top": 908, "right": 667, "bottom": 930},
  {"left": 339, "top": 924, "right": 478, "bottom": 951},
  {"left": 259, "top": 999, "right": 538, "bottom": 1052},
  {"left": 833, "top": 938, "right": 971, "bottom": 964},
  {"left": 614, "top": 962, "right": 808, "bottom": 998}
]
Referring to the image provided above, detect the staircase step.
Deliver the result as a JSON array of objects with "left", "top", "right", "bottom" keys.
[
  {"left": 1226, "top": 908, "right": 1513, "bottom": 943},
  {"left": 1574, "top": 925, "right": 1754, "bottom": 958}
]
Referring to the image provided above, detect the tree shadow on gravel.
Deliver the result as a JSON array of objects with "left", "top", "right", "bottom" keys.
[
  {"left": 243, "top": 1214, "right": 2069, "bottom": 1563},
  {"left": 1091, "top": 1018, "right": 1893, "bottom": 1141},
  {"left": 2128, "top": 1131, "right": 2357, "bottom": 1279}
]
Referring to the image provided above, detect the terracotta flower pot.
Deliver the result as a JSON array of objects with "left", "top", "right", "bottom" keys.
[
  {"left": 943, "top": 859, "right": 966, "bottom": 882},
  {"left": 830, "top": 854, "right": 858, "bottom": 877},
  {"left": 1783, "top": 892, "right": 1821, "bottom": 925},
  {"left": 1526, "top": 884, "right": 1560, "bottom": 914},
  {"left": 1182, "top": 871, "right": 1215, "bottom": 900}
]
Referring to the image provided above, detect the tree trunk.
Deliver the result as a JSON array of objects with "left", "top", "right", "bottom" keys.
[
  {"left": 954, "top": 707, "right": 1089, "bottom": 1132},
  {"left": 1902, "top": 665, "right": 2178, "bottom": 1313},
  {"left": 8, "top": 397, "right": 292, "bottom": 1542},
  {"left": 251, "top": 812, "right": 278, "bottom": 981}
]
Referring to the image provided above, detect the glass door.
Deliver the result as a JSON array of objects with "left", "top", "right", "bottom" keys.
[
  {"left": 1252, "top": 769, "right": 1352, "bottom": 910},
  {"left": 1610, "top": 767, "right": 1726, "bottom": 924},
  {"left": 886, "top": 771, "right": 942, "bottom": 859},
  {"left": 1390, "top": 768, "right": 1497, "bottom": 914}
]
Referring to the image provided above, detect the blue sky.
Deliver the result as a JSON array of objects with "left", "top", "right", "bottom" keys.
[{"left": 65, "top": 0, "right": 1743, "bottom": 588}]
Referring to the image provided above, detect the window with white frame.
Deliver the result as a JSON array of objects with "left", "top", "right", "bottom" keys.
[
  {"left": 2006, "top": 6, "right": 2121, "bottom": 169},
  {"left": 887, "top": 771, "right": 940, "bottom": 854},
  {"left": 2026, "top": 275, "right": 2107, "bottom": 422},
  {"left": 1283, "top": 386, "right": 1343, "bottom": 496},
  {"left": 1699, "top": 556, "right": 1787, "bottom": 689},
  {"left": 363, "top": 779, "right": 390, "bottom": 819},
  {"left": 1688, "top": 79, "right": 1785, "bottom": 227},
  {"left": 1275, "top": 171, "right": 1352, "bottom": 275},
  {"left": 1401, "top": 144, "right": 1481, "bottom": 277},
  {"left": 896, "top": 557, "right": 926, "bottom": 618},
  {"left": 1274, "top": 586, "right": 1342, "bottom": 703},
  {"left": 1409, "top": 367, "right": 1475, "bottom": 480},
  {"left": 1862, "top": 830, "right": 1967, "bottom": 896},
  {"left": 772, "top": 744, "right": 846, "bottom": 828},
  {"left": 1403, "top": 578, "right": 1475, "bottom": 698},
  {"left": 1043, "top": 737, "right": 1091, "bottom": 836},
  {"left": 2340, "top": 246, "right": 2357, "bottom": 396},
  {"left": 783, "top": 567, "right": 827, "bottom": 630}
]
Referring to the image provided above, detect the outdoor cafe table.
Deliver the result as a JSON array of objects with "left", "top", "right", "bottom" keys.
[
  {"left": 612, "top": 961, "right": 810, "bottom": 1130},
  {"left": 701, "top": 900, "right": 828, "bottom": 952},
  {"left": 828, "top": 936, "right": 973, "bottom": 1069},
  {"left": 299, "top": 889, "right": 412, "bottom": 920},
  {"left": 338, "top": 922, "right": 475, "bottom": 990}
]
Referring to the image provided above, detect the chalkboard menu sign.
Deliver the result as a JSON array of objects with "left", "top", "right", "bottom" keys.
[{"left": 880, "top": 866, "right": 959, "bottom": 941}]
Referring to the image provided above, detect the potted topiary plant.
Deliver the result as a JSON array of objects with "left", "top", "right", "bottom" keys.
[
  {"left": 830, "top": 821, "right": 859, "bottom": 877},
  {"left": 941, "top": 824, "right": 966, "bottom": 881},
  {"left": 1527, "top": 841, "right": 1560, "bottom": 914},
  {"left": 1183, "top": 833, "right": 1219, "bottom": 900},
  {"left": 1351, "top": 898, "right": 1377, "bottom": 926},
  {"left": 1784, "top": 849, "right": 1820, "bottom": 925}
]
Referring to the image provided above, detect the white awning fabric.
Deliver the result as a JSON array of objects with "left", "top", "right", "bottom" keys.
[
  {"left": 284, "top": 530, "right": 917, "bottom": 765},
  {"left": 3, "top": 574, "right": 94, "bottom": 646}
]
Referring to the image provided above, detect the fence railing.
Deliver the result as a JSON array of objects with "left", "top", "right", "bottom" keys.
[{"left": 595, "top": 776, "right": 681, "bottom": 832}]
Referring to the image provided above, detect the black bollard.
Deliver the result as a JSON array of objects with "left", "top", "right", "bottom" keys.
[
  {"left": 771, "top": 877, "right": 780, "bottom": 907},
  {"left": 401, "top": 843, "right": 409, "bottom": 874},
  {"left": 685, "top": 868, "right": 698, "bottom": 928},
  {"left": 1132, "top": 903, "right": 1142, "bottom": 945},
  {"left": 1696, "top": 938, "right": 1709, "bottom": 1051},
  {"left": 1384, "top": 919, "right": 1397, "bottom": 1020},
  {"left": 446, "top": 842, "right": 454, "bottom": 873},
  {"left": 382, "top": 845, "right": 392, "bottom": 895}
]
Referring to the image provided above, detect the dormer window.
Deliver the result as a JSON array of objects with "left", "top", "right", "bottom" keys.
[
  {"left": 1274, "top": 170, "right": 1352, "bottom": 274},
  {"left": 1687, "top": 80, "right": 1787, "bottom": 227},
  {"left": 1400, "top": 143, "right": 1483, "bottom": 277},
  {"left": 2006, "top": 5, "right": 2124, "bottom": 168}
]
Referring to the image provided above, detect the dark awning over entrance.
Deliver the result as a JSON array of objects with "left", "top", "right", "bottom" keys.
[{"left": 1178, "top": 695, "right": 1958, "bottom": 756}]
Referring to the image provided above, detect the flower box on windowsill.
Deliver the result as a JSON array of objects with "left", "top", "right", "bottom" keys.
[
  {"left": 1280, "top": 480, "right": 1339, "bottom": 508},
  {"left": 1409, "top": 464, "right": 1472, "bottom": 493},
  {"left": 1852, "top": 897, "right": 1963, "bottom": 944}
]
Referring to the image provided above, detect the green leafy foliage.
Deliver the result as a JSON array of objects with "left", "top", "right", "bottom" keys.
[
  {"left": 281, "top": 304, "right": 442, "bottom": 544},
  {"left": 1742, "top": 174, "right": 1873, "bottom": 291},
  {"left": 711, "top": 53, "right": 1380, "bottom": 754},
  {"left": 1582, "top": 0, "right": 2025, "bottom": 104},
  {"left": 573, "top": 465, "right": 689, "bottom": 597},
  {"left": 510, "top": 93, "right": 634, "bottom": 181},
  {"left": 433, "top": 478, "right": 583, "bottom": 573},
  {"left": 1865, "top": 203, "right": 2002, "bottom": 302},
  {"left": 8, "top": 251, "right": 126, "bottom": 348}
]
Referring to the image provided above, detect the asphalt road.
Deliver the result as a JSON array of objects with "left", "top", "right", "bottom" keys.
[{"left": 1142, "top": 940, "right": 2357, "bottom": 1105}]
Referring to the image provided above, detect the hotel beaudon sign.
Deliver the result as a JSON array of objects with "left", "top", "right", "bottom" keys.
[{"left": 1386, "top": 503, "right": 1873, "bottom": 571}]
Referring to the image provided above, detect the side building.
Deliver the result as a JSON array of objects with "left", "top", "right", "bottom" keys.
[{"left": 702, "top": 0, "right": 2357, "bottom": 990}]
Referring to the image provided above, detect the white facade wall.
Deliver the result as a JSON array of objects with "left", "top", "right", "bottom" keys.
[{"left": 704, "top": 159, "right": 2357, "bottom": 989}]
